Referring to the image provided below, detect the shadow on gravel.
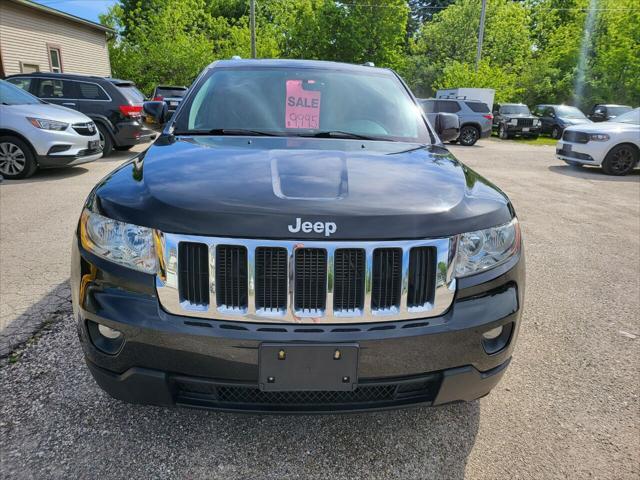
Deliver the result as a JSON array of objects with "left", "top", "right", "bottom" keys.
[
  {"left": 0, "top": 280, "right": 71, "bottom": 357},
  {"left": 548, "top": 164, "right": 640, "bottom": 182},
  {"left": 1, "top": 167, "right": 89, "bottom": 185}
]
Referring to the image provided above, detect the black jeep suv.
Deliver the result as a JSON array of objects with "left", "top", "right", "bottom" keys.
[
  {"left": 6, "top": 73, "right": 155, "bottom": 156},
  {"left": 72, "top": 59, "right": 525, "bottom": 413},
  {"left": 492, "top": 103, "right": 541, "bottom": 139}
]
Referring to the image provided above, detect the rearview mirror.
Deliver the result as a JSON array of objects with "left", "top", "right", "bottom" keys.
[
  {"left": 432, "top": 112, "right": 460, "bottom": 143},
  {"left": 143, "top": 101, "right": 168, "bottom": 124}
]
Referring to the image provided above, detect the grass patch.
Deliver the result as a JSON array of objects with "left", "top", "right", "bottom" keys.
[{"left": 489, "top": 135, "right": 558, "bottom": 146}]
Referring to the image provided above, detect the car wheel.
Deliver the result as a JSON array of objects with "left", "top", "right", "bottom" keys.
[
  {"left": 97, "top": 124, "right": 114, "bottom": 157},
  {"left": 459, "top": 126, "right": 480, "bottom": 146},
  {"left": 551, "top": 126, "right": 561, "bottom": 139},
  {"left": 602, "top": 144, "right": 639, "bottom": 176},
  {"left": 0, "top": 136, "right": 37, "bottom": 179},
  {"left": 114, "top": 145, "right": 134, "bottom": 151},
  {"left": 498, "top": 124, "right": 509, "bottom": 140}
]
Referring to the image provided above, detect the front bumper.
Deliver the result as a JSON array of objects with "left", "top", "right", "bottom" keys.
[
  {"left": 38, "top": 149, "right": 103, "bottom": 168},
  {"left": 556, "top": 140, "right": 608, "bottom": 165},
  {"left": 72, "top": 235, "right": 525, "bottom": 413},
  {"left": 506, "top": 125, "right": 541, "bottom": 135}
]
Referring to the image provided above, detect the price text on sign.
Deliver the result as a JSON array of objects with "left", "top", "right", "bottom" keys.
[{"left": 285, "top": 80, "right": 321, "bottom": 129}]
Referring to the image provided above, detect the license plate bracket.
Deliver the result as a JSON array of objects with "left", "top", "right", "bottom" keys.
[
  {"left": 522, "top": 127, "right": 530, "bottom": 132},
  {"left": 259, "top": 344, "right": 359, "bottom": 392}
]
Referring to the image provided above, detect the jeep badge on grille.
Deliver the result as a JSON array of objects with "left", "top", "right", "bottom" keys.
[{"left": 288, "top": 218, "right": 337, "bottom": 237}]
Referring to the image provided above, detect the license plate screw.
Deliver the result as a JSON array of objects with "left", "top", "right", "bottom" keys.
[
  {"left": 342, "top": 376, "right": 350, "bottom": 383},
  {"left": 334, "top": 350, "right": 341, "bottom": 360},
  {"left": 268, "top": 376, "right": 275, "bottom": 383},
  {"left": 278, "top": 349, "right": 286, "bottom": 360}
]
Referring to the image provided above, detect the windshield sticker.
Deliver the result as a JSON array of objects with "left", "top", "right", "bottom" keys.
[{"left": 285, "top": 80, "right": 321, "bottom": 129}]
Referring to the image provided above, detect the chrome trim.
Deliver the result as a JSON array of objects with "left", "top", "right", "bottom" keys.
[{"left": 155, "top": 234, "right": 457, "bottom": 324}]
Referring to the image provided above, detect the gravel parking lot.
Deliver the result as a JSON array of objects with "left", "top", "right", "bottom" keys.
[{"left": 0, "top": 139, "right": 638, "bottom": 479}]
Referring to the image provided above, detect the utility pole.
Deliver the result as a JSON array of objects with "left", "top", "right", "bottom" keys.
[
  {"left": 475, "top": 0, "right": 487, "bottom": 71},
  {"left": 250, "top": 0, "right": 256, "bottom": 59}
]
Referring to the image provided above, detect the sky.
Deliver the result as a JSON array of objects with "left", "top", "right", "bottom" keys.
[{"left": 31, "top": 0, "right": 118, "bottom": 24}]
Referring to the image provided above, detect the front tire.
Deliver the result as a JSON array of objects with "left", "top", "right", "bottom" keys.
[
  {"left": 96, "top": 124, "right": 114, "bottom": 157},
  {"left": 498, "top": 124, "right": 510, "bottom": 139},
  {"left": 0, "top": 136, "right": 37, "bottom": 179},
  {"left": 602, "top": 144, "right": 638, "bottom": 176},
  {"left": 459, "top": 125, "right": 480, "bottom": 146},
  {"left": 114, "top": 145, "right": 134, "bottom": 151}
]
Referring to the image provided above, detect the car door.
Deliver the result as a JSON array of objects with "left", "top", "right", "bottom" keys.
[
  {"left": 539, "top": 107, "right": 555, "bottom": 134},
  {"left": 33, "top": 77, "right": 79, "bottom": 111}
]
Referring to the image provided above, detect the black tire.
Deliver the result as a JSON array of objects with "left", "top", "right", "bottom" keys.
[
  {"left": 459, "top": 125, "right": 480, "bottom": 146},
  {"left": 551, "top": 126, "right": 561, "bottom": 139},
  {"left": 96, "top": 123, "right": 114, "bottom": 157},
  {"left": 498, "top": 124, "right": 509, "bottom": 140},
  {"left": 0, "top": 136, "right": 37, "bottom": 179},
  {"left": 114, "top": 145, "right": 134, "bottom": 151},
  {"left": 602, "top": 144, "right": 639, "bottom": 176}
]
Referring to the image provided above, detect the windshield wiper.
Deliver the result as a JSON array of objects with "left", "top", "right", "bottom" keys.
[
  {"left": 303, "top": 130, "right": 390, "bottom": 141},
  {"left": 175, "top": 128, "right": 282, "bottom": 137}
]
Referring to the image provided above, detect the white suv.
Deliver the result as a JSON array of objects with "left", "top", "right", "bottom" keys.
[
  {"left": 0, "top": 80, "right": 102, "bottom": 179},
  {"left": 556, "top": 108, "right": 639, "bottom": 176}
]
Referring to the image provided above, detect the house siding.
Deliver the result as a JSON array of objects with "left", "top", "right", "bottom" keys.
[{"left": 0, "top": 1, "right": 111, "bottom": 77}]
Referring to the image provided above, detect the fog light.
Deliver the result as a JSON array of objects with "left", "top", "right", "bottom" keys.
[
  {"left": 98, "top": 324, "right": 122, "bottom": 339},
  {"left": 482, "top": 326, "right": 503, "bottom": 340},
  {"left": 482, "top": 322, "right": 514, "bottom": 355}
]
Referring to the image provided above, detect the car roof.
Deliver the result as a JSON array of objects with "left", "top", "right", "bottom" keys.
[
  {"left": 156, "top": 85, "right": 187, "bottom": 89},
  {"left": 595, "top": 104, "right": 632, "bottom": 108},
  {"left": 207, "top": 58, "right": 391, "bottom": 74},
  {"left": 499, "top": 103, "right": 527, "bottom": 106},
  {"left": 6, "top": 72, "right": 137, "bottom": 86}
]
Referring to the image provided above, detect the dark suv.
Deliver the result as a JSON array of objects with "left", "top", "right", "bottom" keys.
[
  {"left": 72, "top": 59, "right": 524, "bottom": 413},
  {"left": 419, "top": 98, "right": 492, "bottom": 146},
  {"left": 492, "top": 103, "right": 541, "bottom": 139},
  {"left": 6, "top": 73, "right": 155, "bottom": 156}
]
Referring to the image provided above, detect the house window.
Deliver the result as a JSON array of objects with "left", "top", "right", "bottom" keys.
[
  {"left": 48, "top": 47, "right": 62, "bottom": 73},
  {"left": 20, "top": 63, "right": 40, "bottom": 73}
]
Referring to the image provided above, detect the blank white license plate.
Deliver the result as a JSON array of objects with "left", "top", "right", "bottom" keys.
[
  {"left": 522, "top": 127, "right": 530, "bottom": 132},
  {"left": 169, "top": 101, "right": 178, "bottom": 106}
]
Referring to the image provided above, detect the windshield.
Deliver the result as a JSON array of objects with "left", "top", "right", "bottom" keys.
[
  {"left": 500, "top": 105, "right": 530, "bottom": 115},
  {"left": 556, "top": 106, "right": 586, "bottom": 118},
  {"left": 0, "top": 80, "right": 42, "bottom": 105},
  {"left": 156, "top": 87, "right": 187, "bottom": 98},
  {"left": 607, "top": 106, "right": 632, "bottom": 116},
  {"left": 609, "top": 108, "right": 639, "bottom": 125},
  {"left": 174, "top": 67, "right": 430, "bottom": 143}
]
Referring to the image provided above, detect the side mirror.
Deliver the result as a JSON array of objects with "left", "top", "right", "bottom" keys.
[
  {"left": 143, "top": 101, "right": 168, "bottom": 124},
  {"left": 432, "top": 112, "right": 460, "bottom": 143}
]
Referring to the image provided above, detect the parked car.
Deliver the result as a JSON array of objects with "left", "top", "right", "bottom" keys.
[
  {"left": 151, "top": 85, "right": 188, "bottom": 116},
  {"left": 0, "top": 79, "right": 101, "bottom": 179},
  {"left": 419, "top": 98, "right": 492, "bottom": 146},
  {"left": 556, "top": 107, "right": 639, "bottom": 175},
  {"left": 492, "top": 103, "right": 541, "bottom": 139},
  {"left": 6, "top": 73, "right": 155, "bottom": 156},
  {"left": 588, "top": 104, "right": 633, "bottom": 122},
  {"left": 73, "top": 59, "right": 524, "bottom": 413},
  {"left": 533, "top": 104, "right": 591, "bottom": 139}
]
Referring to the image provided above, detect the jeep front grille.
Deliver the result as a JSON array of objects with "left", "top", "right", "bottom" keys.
[
  {"left": 517, "top": 118, "right": 534, "bottom": 127},
  {"left": 156, "top": 235, "right": 457, "bottom": 324}
]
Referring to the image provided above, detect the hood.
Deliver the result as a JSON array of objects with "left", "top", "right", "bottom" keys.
[
  {"left": 4, "top": 103, "right": 93, "bottom": 123},
  {"left": 558, "top": 117, "right": 591, "bottom": 125},
  {"left": 91, "top": 136, "right": 513, "bottom": 240},
  {"left": 564, "top": 122, "right": 638, "bottom": 134}
]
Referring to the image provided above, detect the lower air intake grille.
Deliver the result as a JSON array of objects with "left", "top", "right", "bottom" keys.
[
  {"left": 372, "top": 248, "right": 402, "bottom": 311},
  {"left": 334, "top": 249, "right": 365, "bottom": 312},
  {"left": 294, "top": 248, "right": 327, "bottom": 312},
  {"left": 178, "top": 242, "right": 209, "bottom": 305},
  {"left": 408, "top": 247, "right": 436, "bottom": 308},
  {"left": 255, "top": 247, "right": 288, "bottom": 312},
  {"left": 215, "top": 245, "right": 248, "bottom": 310}
]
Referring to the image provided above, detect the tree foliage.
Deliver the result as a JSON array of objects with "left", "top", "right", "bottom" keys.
[{"left": 102, "top": 0, "right": 639, "bottom": 108}]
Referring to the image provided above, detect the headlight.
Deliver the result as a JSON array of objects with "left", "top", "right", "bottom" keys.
[
  {"left": 589, "top": 133, "right": 610, "bottom": 142},
  {"left": 455, "top": 218, "right": 521, "bottom": 277},
  {"left": 27, "top": 117, "right": 69, "bottom": 131},
  {"left": 533, "top": 119, "right": 540, "bottom": 126},
  {"left": 80, "top": 209, "right": 157, "bottom": 274},
  {"left": 509, "top": 118, "right": 518, "bottom": 125}
]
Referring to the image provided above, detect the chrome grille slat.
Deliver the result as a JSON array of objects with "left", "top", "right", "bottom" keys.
[{"left": 156, "top": 235, "right": 457, "bottom": 324}]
